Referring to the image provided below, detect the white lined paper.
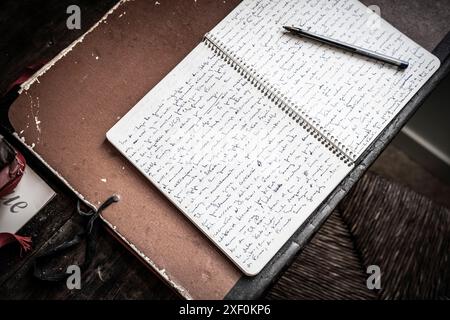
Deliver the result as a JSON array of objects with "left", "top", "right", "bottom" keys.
[
  {"left": 207, "top": 0, "right": 440, "bottom": 160},
  {"left": 107, "top": 0, "right": 438, "bottom": 275},
  {"left": 107, "top": 43, "right": 352, "bottom": 275}
]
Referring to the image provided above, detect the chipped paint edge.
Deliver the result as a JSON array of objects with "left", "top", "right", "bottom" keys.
[
  {"left": 101, "top": 216, "right": 193, "bottom": 300},
  {"left": 19, "top": 0, "right": 132, "bottom": 93},
  {"left": 14, "top": 0, "right": 133, "bottom": 206},
  {"left": 13, "top": 129, "right": 193, "bottom": 299},
  {"left": 13, "top": 128, "right": 193, "bottom": 300},
  {"left": 12, "top": 134, "right": 193, "bottom": 300},
  {"left": 13, "top": 0, "right": 193, "bottom": 299},
  {"left": 12, "top": 132, "right": 96, "bottom": 210}
]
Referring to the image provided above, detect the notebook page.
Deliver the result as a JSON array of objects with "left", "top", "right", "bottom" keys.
[
  {"left": 207, "top": 0, "right": 440, "bottom": 161},
  {"left": 107, "top": 42, "right": 352, "bottom": 275}
]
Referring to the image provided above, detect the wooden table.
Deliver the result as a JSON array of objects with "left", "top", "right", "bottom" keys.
[{"left": 0, "top": 0, "right": 449, "bottom": 299}]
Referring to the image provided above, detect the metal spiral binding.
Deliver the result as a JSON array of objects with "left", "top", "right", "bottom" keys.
[{"left": 203, "top": 34, "right": 354, "bottom": 166}]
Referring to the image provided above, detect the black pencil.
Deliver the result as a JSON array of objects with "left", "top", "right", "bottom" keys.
[{"left": 283, "top": 26, "right": 409, "bottom": 70}]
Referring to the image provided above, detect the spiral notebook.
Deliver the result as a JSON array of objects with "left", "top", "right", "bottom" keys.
[{"left": 106, "top": 0, "right": 439, "bottom": 275}]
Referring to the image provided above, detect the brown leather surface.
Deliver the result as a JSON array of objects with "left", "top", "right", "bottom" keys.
[{"left": 8, "top": 0, "right": 242, "bottom": 299}]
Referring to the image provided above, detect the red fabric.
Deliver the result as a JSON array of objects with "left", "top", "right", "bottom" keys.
[
  {"left": 0, "top": 233, "right": 32, "bottom": 254},
  {"left": 6, "top": 62, "right": 47, "bottom": 94},
  {"left": 0, "top": 152, "right": 26, "bottom": 197},
  {"left": 0, "top": 61, "right": 46, "bottom": 254},
  {"left": 0, "top": 152, "right": 30, "bottom": 253}
]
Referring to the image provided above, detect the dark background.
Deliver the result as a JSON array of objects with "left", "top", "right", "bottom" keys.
[{"left": 0, "top": 0, "right": 118, "bottom": 96}]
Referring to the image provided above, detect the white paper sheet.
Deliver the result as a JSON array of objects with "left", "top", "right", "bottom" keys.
[
  {"left": 207, "top": 0, "right": 440, "bottom": 160},
  {"left": 0, "top": 167, "right": 55, "bottom": 233},
  {"left": 107, "top": 43, "right": 352, "bottom": 275}
]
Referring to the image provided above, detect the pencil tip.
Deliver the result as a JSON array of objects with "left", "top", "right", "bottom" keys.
[{"left": 399, "top": 62, "right": 409, "bottom": 70}]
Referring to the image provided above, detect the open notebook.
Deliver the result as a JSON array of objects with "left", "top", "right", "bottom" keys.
[{"left": 107, "top": 0, "right": 439, "bottom": 275}]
